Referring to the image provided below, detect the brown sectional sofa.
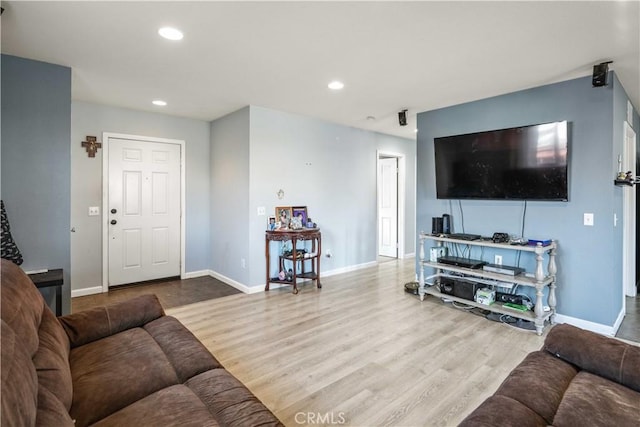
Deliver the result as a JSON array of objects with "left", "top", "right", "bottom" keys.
[
  {"left": 460, "top": 322, "right": 640, "bottom": 426},
  {"left": 1, "top": 259, "right": 282, "bottom": 426}
]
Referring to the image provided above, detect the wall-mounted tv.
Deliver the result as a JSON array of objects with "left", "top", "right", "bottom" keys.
[{"left": 434, "top": 121, "right": 569, "bottom": 201}]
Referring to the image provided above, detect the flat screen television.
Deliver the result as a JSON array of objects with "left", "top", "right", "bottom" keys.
[{"left": 434, "top": 121, "right": 569, "bottom": 201}]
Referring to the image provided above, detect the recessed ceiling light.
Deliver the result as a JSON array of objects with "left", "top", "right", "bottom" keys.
[
  {"left": 158, "top": 27, "right": 183, "bottom": 41},
  {"left": 152, "top": 100, "right": 167, "bottom": 106},
  {"left": 328, "top": 80, "right": 344, "bottom": 90}
]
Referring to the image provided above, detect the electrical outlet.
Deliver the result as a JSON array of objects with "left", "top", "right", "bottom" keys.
[
  {"left": 494, "top": 255, "right": 502, "bottom": 265},
  {"left": 241, "top": 258, "right": 246, "bottom": 269},
  {"left": 88, "top": 206, "right": 100, "bottom": 216},
  {"left": 257, "top": 206, "right": 266, "bottom": 216}
]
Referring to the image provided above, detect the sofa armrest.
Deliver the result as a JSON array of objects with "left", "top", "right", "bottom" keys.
[
  {"left": 58, "top": 294, "right": 165, "bottom": 348},
  {"left": 544, "top": 323, "right": 640, "bottom": 393}
]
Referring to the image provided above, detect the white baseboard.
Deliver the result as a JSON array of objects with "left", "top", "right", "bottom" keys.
[
  {"left": 182, "top": 270, "right": 211, "bottom": 280},
  {"left": 554, "top": 312, "right": 621, "bottom": 337},
  {"left": 612, "top": 307, "right": 625, "bottom": 335},
  {"left": 71, "top": 286, "right": 103, "bottom": 298},
  {"left": 210, "top": 261, "right": 378, "bottom": 294},
  {"left": 322, "top": 261, "right": 378, "bottom": 277},
  {"left": 402, "top": 252, "right": 416, "bottom": 259},
  {"left": 208, "top": 270, "right": 264, "bottom": 294}
]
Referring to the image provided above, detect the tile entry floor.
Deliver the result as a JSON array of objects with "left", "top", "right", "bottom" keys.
[
  {"left": 617, "top": 296, "right": 640, "bottom": 343},
  {"left": 71, "top": 275, "right": 241, "bottom": 313}
]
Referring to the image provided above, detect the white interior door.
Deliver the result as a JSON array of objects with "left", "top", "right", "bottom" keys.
[
  {"left": 623, "top": 122, "right": 637, "bottom": 297},
  {"left": 379, "top": 157, "right": 398, "bottom": 258},
  {"left": 108, "top": 137, "right": 181, "bottom": 286}
]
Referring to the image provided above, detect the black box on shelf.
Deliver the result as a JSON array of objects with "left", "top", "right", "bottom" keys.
[{"left": 439, "top": 277, "right": 483, "bottom": 301}]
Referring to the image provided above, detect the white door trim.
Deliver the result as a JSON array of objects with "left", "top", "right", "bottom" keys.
[
  {"left": 622, "top": 121, "right": 636, "bottom": 298},
  {"left": 102, "top": 132, "right": 186, "bottom": 292},
  {"left": 376, "top": 150, "right": 406, "bottom": 259}
]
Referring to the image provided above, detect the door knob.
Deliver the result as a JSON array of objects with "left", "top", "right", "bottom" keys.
[
  {"left": 110, "top": 219, "right": 117, "bottom": 225},
  {"left": 111, "top": 208, "right": 117, "bottom": 214}
]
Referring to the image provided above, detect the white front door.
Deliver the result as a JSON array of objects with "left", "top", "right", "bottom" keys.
[
  {"left": 107, "top": 137, "right": 181, "bottom": 286},
  {"left": 379, "top": 157, "right": 398, "bottom": 258}
]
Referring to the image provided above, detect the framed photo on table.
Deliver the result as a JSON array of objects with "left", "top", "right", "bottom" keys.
[
  {"left": 292, "top": 206, "right": 308, "bottom": 226},
  {"left": 267, "top": 216, "right": 277, "bottom": 230},
  {"left": 275, "top": 206, "right": 292, "bottom": 228}
]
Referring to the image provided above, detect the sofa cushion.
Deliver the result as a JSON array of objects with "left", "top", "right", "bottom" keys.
[
  {"left": 33, "top": 308, "right": 72, "bottom": 410},
  {"left": 544, "top": 323, "right": 640, "bottom": 393},
  {"left": 90, "top": 385, "right": 219, "bottom": 427},
  {"left": 143, "top": 316, "right": 221, "bottom": 382},
  {"left": 1, "top": 320, "right": 38, "bottom": 427},
  {"left": 59, "top": 294, "right": 165, "bottom": 348},
  {"left": 493, "top": 350, "right": 578, "bottom": 424},
  {"left": 187, "top": 369, "right": 283, "bottom": 427},
  {"left": 35, "top": 385, "right": 75, "bottom": 427},
  {"left": 69, "top": 327, "right": 180, "bottom": 427},
  {"left": 552, "top": 371, "right": 640, "bottom": 426},
  {"left": 458, "top": 394, "right": 547, "bottom": 427}
]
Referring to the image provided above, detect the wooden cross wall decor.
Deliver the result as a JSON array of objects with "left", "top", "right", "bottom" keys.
[{"left": 82, "top": 136, "right": 102, "bottom": 158}]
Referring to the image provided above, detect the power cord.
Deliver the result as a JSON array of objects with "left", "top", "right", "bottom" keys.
[{"left": 458, "top": 200, "right": 466, "bottom": 233}]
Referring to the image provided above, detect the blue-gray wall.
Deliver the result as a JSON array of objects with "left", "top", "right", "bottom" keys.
[
  {"left": 209, "top": 107, "right": 251, "bottom": 286},
  {"left": 209, "top": 105, "right": 416, "bottom": 290},
  {"left": 417, "top": 72, "right": 639, "bottom": 330},
  {"left": 1, "top": 54, "right": 71, "bottom": 314}
]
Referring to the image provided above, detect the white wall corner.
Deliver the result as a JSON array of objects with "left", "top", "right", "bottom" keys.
[{"left": 208, "top": 270, "right": 262, "bottom": 294}]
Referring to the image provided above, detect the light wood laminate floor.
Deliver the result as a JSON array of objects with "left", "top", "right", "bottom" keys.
[{"left": 168, "top": 258, "right": 547, "bottom": 426}]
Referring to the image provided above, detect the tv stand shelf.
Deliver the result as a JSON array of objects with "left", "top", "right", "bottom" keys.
[{"left": 418, "top": 233, "right": 557, "bottom": 335}]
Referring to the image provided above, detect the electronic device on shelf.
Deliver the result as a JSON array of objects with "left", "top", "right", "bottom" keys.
[
  {"left": 527, "top": 238, "right": 552, "bottom": 246},
  {"left": 437, "top": 255, "right": 487, "bottom": 269},
  {"left": 439, "top": 276, "right": 483, "bottom": 301},
  {"left": 492, "top": 232, "right": 509, "bottom": 243},
  {"left": 482, "top": 263, "right": 524, "bottom": 276},
  {"left": 447, "top": 233, "right": 481, "bottom": 241},
  {"left": 496, "top": 292, "right": 524, "bottom": 305}
]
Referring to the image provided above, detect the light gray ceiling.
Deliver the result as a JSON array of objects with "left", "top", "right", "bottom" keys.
[{"left": 2, "top": 1, "right": 638, "bottom": 139}]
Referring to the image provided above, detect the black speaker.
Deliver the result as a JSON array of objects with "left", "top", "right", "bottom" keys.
[
  {"left": 592, "top": 62, "right": 611, "bottom": 87},
  {"left": 439, "top": 277, "right": 483, "bottom": 301},
  {"left": 398, "top": 110, "right": 407, "bottom": 126},
  {"left": 432, "top": 217, "right": 443, "bottom": 234},
  {"left": 442, "top": 214, "right": 451, "bottom": 234}
]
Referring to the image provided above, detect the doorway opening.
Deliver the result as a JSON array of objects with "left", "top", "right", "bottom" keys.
[{"left": 377, "top": 151, "right": 406, "bottom": 262}]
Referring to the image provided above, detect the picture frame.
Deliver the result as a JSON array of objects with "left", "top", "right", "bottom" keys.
[
  {"left": 292, "top": 206, "right": 308, "bottom": 226},
  {"left": 267, "top": 216, "right": 277, "bottom": 231},
  {"left": 275, "top": 206, "right": 292, "bottom": 228}
]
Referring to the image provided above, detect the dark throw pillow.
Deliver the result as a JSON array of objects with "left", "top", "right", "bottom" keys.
[{"left": 1, "top": 200, "right": 24, "bottom": 265}]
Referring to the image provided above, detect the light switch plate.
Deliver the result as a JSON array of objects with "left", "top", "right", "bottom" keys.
[{"left": 583, "top": 213, "right": 594, "bottom": 226}]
